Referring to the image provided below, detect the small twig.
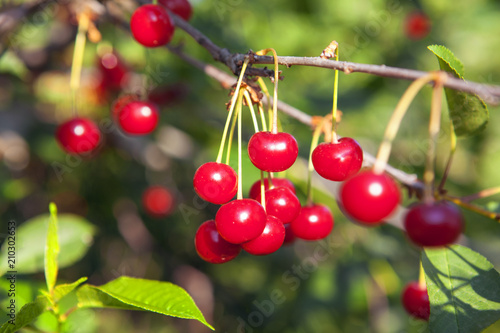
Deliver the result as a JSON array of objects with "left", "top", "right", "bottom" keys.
[
  {"left": 443, "top": 194, "right": 500, "bottom": 221},
  {"left": 460, "top": 186, "right": 500, "bottom": 203}
]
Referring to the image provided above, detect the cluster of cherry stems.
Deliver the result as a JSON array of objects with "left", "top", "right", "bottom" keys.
[{"left": 56, "top": 0, "right": 455, "bottom": 322}]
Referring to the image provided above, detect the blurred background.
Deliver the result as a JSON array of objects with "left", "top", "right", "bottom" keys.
[{"left": 1, "top": 0, "right": 500, "bottom": 332}]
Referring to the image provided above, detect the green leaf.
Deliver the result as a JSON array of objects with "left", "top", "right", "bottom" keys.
[
  {"left": 45, "top": 203, "right": 60, "bottom": 293},
  {"left": 0, "top": 214, "right": 96, "bottom": 276},
  {"left": 0, "top": 295, "right": 49, "bottom": 333},
  {"left": 422, "top": 245, "right": 500, "bottom": 333},
  {"left": 53, "top": 277, "right": 88, "bottom": 303},
  {"left": 77, "top": 276, "right": 214, "bottom": 330},
  {"left": 427, "top": 45, "right": 489, "bottom": 136}
]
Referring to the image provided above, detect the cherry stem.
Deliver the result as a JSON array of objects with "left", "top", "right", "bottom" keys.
[
  {"left": 423, "top": 72, "right": 447, "bottom": 204},
  {"left": 243, "top": 90, "right": 260, "bottom": 132},
  {"left": 374, "top": 72, "right": 441, "bottom": 174},
  {"left": 307, "top": 117, "right": 327, "bottom": 205},
  {"left": 418, "top": 259, "right": 426, "bottom": 290},
  {"left": 70, "top": 12, "right": 90, "bottom": 116},
  {"left": 442, "top": 194, "right": 500, "bottom": 221},
  {"left": 260, "top": 170, "right": 266, "bottom": 210},
  {"left": 257, "top": 77, "right": 272, "bottom": 129},
  {"left": 438, "top": 124, "right": 457, "bottom": 192},
  {"left": 258, "top": 103, "right": 268, "bottom": 132},
  {"left": 216, "top": 57, "right": 250, "bottom": 164},
  {"left": 331, "top": 45, "right": 339, "bottom": 144},
  {"left": 460, "top": 186, "right": 500, "bottom": 203},
  {"left": 256, "top": 48, "right": 279, "bottom": 134},
  {"left": 225, "top": 103, "right": 238, "bottom": 165},
  {"left": 236, "top": 91, "right": 244, "bottom": 200}
]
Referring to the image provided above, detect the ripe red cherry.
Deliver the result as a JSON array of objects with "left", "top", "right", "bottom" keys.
[
  {"left": 339, "top": 169, "right": 400, "bottom": 225},
  {"left": 97, "top": 52, "right": 129, "bottom": 91},
  {"left": 401, "top": 281, "right": 430, "bottom": 321},
  {"left": 112, "top": 94, "right": 138, "bottom": 120},
  {"left": 193, "top": 162, "right": 237, "bottom": 205},
  {"left": 257, "top": 187, "right": 300, "bottom": 224},
  {"left": 118, "top": 101, "right": 159, "bottom": 135},
  {"left": 405, "top": 12, "right": 431, "bottom": 40},
  {"left": 248, "top": 178, "right": 296, "bottom": 200},
  {"left": 312, "top": 137, "right": 363, "bottom": 181},
  {"left": 194, "top": 220, "right": 241, "bottom": 264},
  {"left": 142, "top": 186, "right": 175, "bottom": 218},
  {"left": 291, "top": 204, "right": 334, "bottom": 240},
  {"left": 215, "top": 199, "right": 267, "bottom": 244},
  {"left": 158, "top": 0, "right": 193, "bottom": 21},
  {"left": 404, "top": 201, "right": 464, "bottom": 247},
  {"left": 241, "top": 215, "right": 285, "bottom": 255},
  {"left": 56, "top": 118, "right": 101, "bottom": 154},
  {"left": 247, "top": 131, "right": 298, "bottom": 172},
  {"left": 130, "top": 4, "right": 175, "bottom": 47}
]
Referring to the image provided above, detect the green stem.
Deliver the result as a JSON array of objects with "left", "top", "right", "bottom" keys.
[
  {"left": 258, "top": 103, "right": 268, "bottom": 132},
  {"left": 225, "top": 104, "right": 239, "bottom": 165},
  {"left": 216, "top": 58, "right": 250, "bottom": 164},
  {"left": 423, "top": 72, "right": 446, "bottom": 204},
  {"left": 244, "top": 91, "right": 260, "bottom": 132},
  {"left": 438, "top": 123, "right": 457, "bottom": 192},
  {"left": 260, "top": 170, "right": 266, "bottom": 210},
  {"left": 236, "top": 92, "right": 244, "bottom": 200},
  {"left": 256, "top": 49, "right": 279, "bottom": 133},
  {"left": 373, "top": 72, "right": 439, "bottom": 174},
  {"left": 331, "top": 47, "right": 339, "bottom": 144},
  {"left": 70, "top": 12, "right": 90, "bottom": 117},
  {"left": 418, "top": 259, "right": 426, "bottom": 290}
]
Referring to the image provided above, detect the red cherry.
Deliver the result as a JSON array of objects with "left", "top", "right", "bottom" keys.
[
  {"left": 405, "top": 12, "right": 431, "bottom": 40},
  {"left": 339, "top": 170, "right": 400, "bottom": 225},
  {"left": 257, "top": 187, "right": 300, "bottom": 224},
  {"left": 193, "top": 162, "right": 237, "bottom": 205},
  {"left": 142, "top": 186, "right": 175, "bottom": 218},
  {"left": 283, "top": 223, "right": 297, "bottom": 245},
  {"left": 158, "top": 0, "right": 193, "bottom": 21},
  {"left": 404, "top": 201, "right": 464, "bottom": 247},
  {"left": 312, "top": 137, "right": 363, "bottom": 181},
  {"left": 97, "top": 52, "right": 129, "bottom": 91},
  {"left": 130, "top": 4, "right": 175, "bottom": 47},
  {"left": 248, "top": 178, "right": 296, "bottom": 200},
  {"left": 56, "top": 118, "right": 101, "bottom": 154},
  {"left": 215, "top": 199, "right": 267, "bottom": 244},
  {"left": 291, "top": 204, "right": 334, "bottom": 240},
  {"left": 112, "top": 94, "right": 139, "bottom": 120},
  {"left": 241, "top": 215, "right": 285, "bottom": 255},
  {"left": 247, "top": 131, "right": 298, "bottom": 172},
  {"left": 118, "top": 101, "right": 159, "bottom": 135},
  {"left": 194, "top": 220, "right": 241, "bottom": 264},
  {"left": 401, "top": 281, "right": 430, "bottom": 321}
]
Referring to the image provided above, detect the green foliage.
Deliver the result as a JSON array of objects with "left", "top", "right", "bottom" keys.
[
  {"left": 0, "top": 214, "right": 96, "bottom": 276},
  {"left": 428, "top": 45, "right": 489, "bottom": 136},
  {"left": 77, "top": 277, "right": 214, "bottom": 330},
  {"left": 422, "top": 245, "right": 500, "bottom": 333},
  {"left": 0, "top": 296, "right": 49, "bottom": 333}
]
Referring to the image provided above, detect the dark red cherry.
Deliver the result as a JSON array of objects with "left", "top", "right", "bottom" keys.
[
  {"left": 118, "top": 100, "right": 159, "bottom": 135},
  {"left": 142, "top": 185, "right": 175, "bottom": 218},
  {"left": 215, "top": 199, "right": 267, "bottom": 244},
  {"left": 241, "top": 215, "right": 285, "bottom": 255},
  {"left": 405, "top": 12, "right": 431, "bottom": 40},
  {"left": 158, "top": 0, "right": 193, "bottom": 21},
  {"left": 247, "top": 131, "right": 298, "bottom": 172},
  {"left": 248, "top": 178, "right": 296, "bottom": 200},
  {"left": 283, "top": 223, "right": 297, "bottom": 245},
  {"left": 56, "top": 118, "right": 101, "bottom": 154},
  {"left": 195, "top": 220, "right": 241, "bottom": 264},
  {"left": 339, "top": 169, "right": 400, "bottom": 225},
  {"left": 193, "top": 162, "right": 237, "bottom": 205},
  {"left": 130, "top": 4, "right": 175, "bottom": 47},
  {"left": 291, "top": 204, "right": 334, "bottom": 240},
  {"left": 401, "top": 281, "right": 430, "bottom": 321},
  {"left": 257, "top": 187, "right": 300, "bottom": 224},
  {"left": 97, "top": 52, "right": 129, "bottom": 91},
  {"left": 404, "top": 201, "right": 464, "bottom": 247},
  {"left": 312, "top": 137, "right": 363, "bottom": 181}
]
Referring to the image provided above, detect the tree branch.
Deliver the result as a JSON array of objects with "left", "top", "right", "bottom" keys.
[{"left": 170, "top": 14, "right": 500, "bottom": 105}]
